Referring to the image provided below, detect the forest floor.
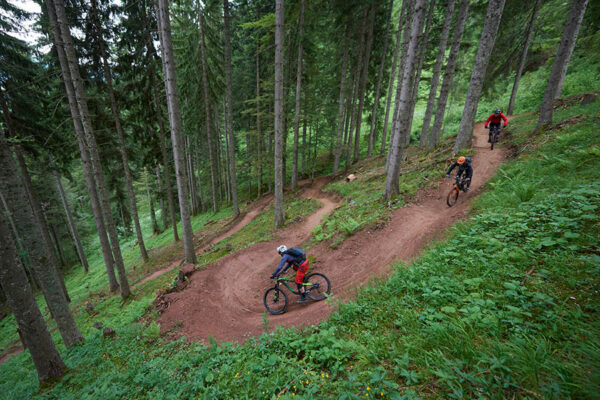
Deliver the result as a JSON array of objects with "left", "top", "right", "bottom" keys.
[{"left": 157, "top": 120, "right": 510, "bottom": 343}]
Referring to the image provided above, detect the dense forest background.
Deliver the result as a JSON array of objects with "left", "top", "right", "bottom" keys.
[{"left": 0, "top": 0, "right": 599, "bottom": 396}]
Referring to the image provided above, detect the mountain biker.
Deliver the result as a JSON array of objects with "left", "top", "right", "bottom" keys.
[
  {"left": 271, "top": 245, "right": 310, "bottom": 303},
  {"left": 484, "top": 109, "right": 508, "bottom": 143},
  {"left": 446, "top": 156, "right": 473, "bottom": 191}
]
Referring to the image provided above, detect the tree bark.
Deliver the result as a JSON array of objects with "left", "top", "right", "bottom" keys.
[
  {"left": 507, "top": 0, "right": 541, "bottom": 115},
  {"left": 273, "top": 0, "right": 285, "bottom": 228},
  {"left": 256, "top": 41, "right": 263, "bottom": 198},
  {"left": 353, "top": 5, "right": 375, "bottom": 163},
  {"left": 381, "top": 0, "right": 407, "bottom": 155},
  {"left": 291, "top": 0, "right": 305, "bottom": 191},
  {"left": 155, "top": 165, "right": 168, "bottom": 231},
  {"left": 537, "top": 0, "right": 588, "bottom": 130},
  {"left": 90, "top": 0, "right": 148, "bottom": 262},
  {"left": 51, "top": 161, "right": 89, "bottom": 273},
  {"left": 384, "top": 0, "right": 427, "bottom": 200},
  {"left": 0, "top": 130, "right": 82, "bottom": 348},
  {"left": 368, "top": 0, "right": 393, "bottom": 156},
  {"left": 333, "top": 23, "right": 351, "bottom": 173},
  {"left": 429, "top": 0, "right": 470, "bottom": 150},
  {"left": 155, "top": 0, "right": 197, "bottom": 264},
  {"left": 223, "top": 0, "right": 239, "bottom": 215},
  {"left": 454, "top": 0, "right": 506, "bottom": 153},
  {"left": 197, "top": 8, "right": 219, "bottom": 214},
  {"left": 52, "top": 0, "right": 131, "bottom": 298},
  {"left": 145, "top": 168, "right": 161, "bottom": 235},
  {"left": 420, "top": 0, "right": 455, "bottom": 147},
  {"left": 0, "top": 210, "right": 66, "bottom": 385}
]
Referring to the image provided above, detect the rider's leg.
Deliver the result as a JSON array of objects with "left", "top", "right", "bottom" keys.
[{"left": 295, "top": 260, "right": 309, "bottom": 302}]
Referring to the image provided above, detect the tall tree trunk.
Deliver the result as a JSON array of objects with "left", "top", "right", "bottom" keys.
[
  {"left": 48, "top": 222, "right": 67, "bottom": 267},
  {"left": 197, "top": 8, "right": 219, "bottom": 214},
  {"left": 90, "top": 0, "right": 148, "bottom": 262},
  {"left": 420, "top": 0, "right": 455, "bottom": 147},
  {"left": 145, "top": 168, "right": 161, "bottom": 235},
  {"left": 51, "top": 0, "right": 131, "bottom": 298},
  {"left": 185, "top": 136, "right": 199, "bottom": 215},
  {"left": 353, "top": 5, "right": 375, "bottom": 163},
  {"left": 0, "top": 129, "right": 82, "bottom": 347},
  {"left": 429, "top": 0, "right": 470, "bottom": 150},
  {"left": 46, "top": 0, "right": 119, "bottom": 292},
  {"left": 155, "top": 165, "right": 168, "bottom": 231},
  {"left": 0, "top": 211, "right": 66, "bottom": 385},
  {"left": 51, "top": 161, "right": 89, "bottom": 273},
  {"left": 406, "top": 0, "right": 435, "bottom": 140},
  {"left": 291, "top": 0, "right": 305, "bottom": 191},
  {"left": 273, "top": 0, "right": 285, "bottom": 228},
  {"left": 155, "top": 0, "right": 197, "bottom": 264},
  {"left": 507, "top": 0, "right": 541, "bottom": 115},
  {"left": 381, "top": 0, "right": 407, "bottom": 156},
  {"left": 384, "top": 0, "right": 427, "bottom": 200},
  {"left": 256, "top": 40, "right": 263, "bottom": 198},
  {"left": 454, "top": 0, "right": 506, "bottom": 152},
  {"left": 368, "top": 0, "right": 393, "bottom": 156},
  {"left": 537, "top": 0, "right": 588, "bottom": 129},
  {"left": 333, "top": 23, "right": 351, "bottom": 173},
  {"left": 301, "top": 112, "right": 307, "bottom": 175},
  {"left": 223, "top": 0, "right": 239, "bottom": 216}
]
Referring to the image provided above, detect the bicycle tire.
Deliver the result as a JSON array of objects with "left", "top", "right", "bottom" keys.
[
  {"left": 446, "top": 187, "right": 459, "bottom": 207},
  {"left": 305, "top": 273, "right": 331, "bottom": 301},
  {"left": 264, "top": 287, "right": 288, "bottom": 315},
  {"left": 491, "top": 140, "right": 494, "bottom": 150}
]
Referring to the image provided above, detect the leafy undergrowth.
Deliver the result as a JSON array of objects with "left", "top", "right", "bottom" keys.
[
  {"left": 1, "top": 99, "right": 599, "bottom": 399},
  {"left": 312, "top": 137, "right": 455, "bottom": 246}
]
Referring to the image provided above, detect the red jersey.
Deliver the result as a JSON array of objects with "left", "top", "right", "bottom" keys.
[{"left": 484, "top": 112, "right": 508, "bottom": 127}]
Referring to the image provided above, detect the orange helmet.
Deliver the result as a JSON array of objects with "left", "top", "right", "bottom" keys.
[{"left": 457, "top": 156, "right": 466, "bottom": 165}]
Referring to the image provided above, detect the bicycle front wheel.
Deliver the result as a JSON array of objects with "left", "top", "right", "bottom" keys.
[
  {"left": 305, "top": 273, "right": 331, "bottom": 301},
  {"left": 264, "top": 288, "right": 287, "bottom": 315},
  {"left": 446, "top": 187, "right": 459, "bottom": 207}
]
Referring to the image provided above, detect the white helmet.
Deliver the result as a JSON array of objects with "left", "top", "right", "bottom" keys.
[{"left": 277, "top": 245, "right": 287, "bottom": 254}]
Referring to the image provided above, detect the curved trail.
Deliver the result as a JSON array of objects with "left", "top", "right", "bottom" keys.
[{"left": 158, "top": 121, "right": 508, "bottom": 343}]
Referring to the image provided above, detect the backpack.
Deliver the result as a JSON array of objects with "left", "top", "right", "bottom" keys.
[{"left": 283, "top": 247, "right": 306, "bottom": 264}]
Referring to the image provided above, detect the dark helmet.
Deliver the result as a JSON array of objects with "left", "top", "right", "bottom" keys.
[{"left": 494, "top": 109, "right": 501, "bottom": 115}]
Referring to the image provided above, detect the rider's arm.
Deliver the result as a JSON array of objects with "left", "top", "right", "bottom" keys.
[
  {"left": 446, "top": 162, "right": 457, "bottom": 175},
  {"left": 484, "top": 114, "right": 493, "bottom": 128},
  {"left": 501, "top": 113, "right": 508, "bottom": 126},
  {"left": 272, "top": 254, "right": 293, "bottom": 277}
]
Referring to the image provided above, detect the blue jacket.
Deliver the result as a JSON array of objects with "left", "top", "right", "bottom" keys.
[{"left": 272, "top": 253, "right": 303, "bottom": 277}]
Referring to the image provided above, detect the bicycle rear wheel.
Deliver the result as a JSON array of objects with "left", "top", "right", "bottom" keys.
[
  {"left": 264, "top": 288, "right": 287, "bottom": 314},
  {"left": 305, "top": 273, "right": 331, "bottom": 301},
  {"left": 446, "top": 187, "right": 459, "bottom": 207}
]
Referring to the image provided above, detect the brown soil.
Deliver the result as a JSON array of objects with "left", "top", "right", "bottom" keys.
[{"left": 157, "top": 120, "right": 509, "bottom": 344}]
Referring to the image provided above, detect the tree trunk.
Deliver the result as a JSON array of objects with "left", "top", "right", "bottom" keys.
[
  {"left": 51, "top": 0, "right": 131, "bottom": 299},
  {"left": 0, "top": 211, "right": 66, "bottom": 385},
  {"left": 353, "top": 5, "right": 375, "bottom": 163},
  {"left": 155, "top": 165, "right": 168, "bottom": 231},
  {"left": 223, "top": 0, "right": 239, "bottom": 216},
  {"left": 420, "top": 0, "right": 455, "bottom": 147},
  {"left": 185, "top": 136, "right": 199, "bottom": 215},
  {"left": 333, "top": 23, "right": 351, "bottom": 173},
  {"left": 406, "top": 0, "right": 435, "bottom": 141},
  {"left": 145, "top": 168, "right": 161, "bottom": 235},
  {"left": 301, "top": 113, "right": 307, "bottom": 175},
  {"left": 537, "top": 0, "right": 588, "bottom": 129},
  {"left": 384, "top": 0, "right": 427, "bottom": 200},
  {"left": 507, "top": 0, "right": 541, "bottom": 115},
  {"left": 273, "top": 0, "right": 285, "bottom": 228},
  {"left": 291, "top": 0, "right": 305, "bottom": 191},
  {"left": 90, "top": 0, "right": 148, "bottom": 262},
  {"left": 381, "top": 0, "right": 407, "bottom": 156},
  {"left": 51, "top": 161, "right": 89, "bottom": 273},
  {"left": 429, "top": 0, "right": 469, "bottom": 150},
  {"left": 454, "top": 0, "right": 506, "bottom": 152},
  {"left": 155, "top": 0, "right": 197, "bottom": 264},
  {"left": 368, "top": 0, "right": 393, "bottom": 156},
  {"left": 48, "top": 0, "right": 118, "bottom": 292},
  {"left": 197, "top": 8, "right": 219, "bottom": 214},
  {"left": 256, "top": 40, "right": 263, "bottom": 198},
  {"left": 0, "top": 129, "right": 82, "bottom": 347}
]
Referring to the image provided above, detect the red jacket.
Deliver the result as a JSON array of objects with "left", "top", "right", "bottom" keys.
[{"left": 484, "top": 112, "right": 508, "bottom": 127}]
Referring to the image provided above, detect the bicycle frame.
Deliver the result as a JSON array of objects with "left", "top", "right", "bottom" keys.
[{"left": 274, "top": 276, "right": 311, "bottom": 295}]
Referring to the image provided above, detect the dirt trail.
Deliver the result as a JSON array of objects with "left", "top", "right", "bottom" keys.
[{"left": 158, "top": 121, "right": 508, "bottom": 343}]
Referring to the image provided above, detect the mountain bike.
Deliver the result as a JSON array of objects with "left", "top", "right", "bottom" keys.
[
  {"left": 264, "top": 272, "right": 331, "bottom": 315},
  {"left": 446, "top": 175, "right": 470, "bottom": 207},
  {"left": 489, "top": 124, "right": 501, "bottom": 150}
]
